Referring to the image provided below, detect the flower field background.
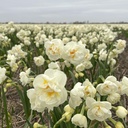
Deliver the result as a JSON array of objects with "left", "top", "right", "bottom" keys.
[{"left": 0, "top": 22, "right": 128, "bottom": 128}]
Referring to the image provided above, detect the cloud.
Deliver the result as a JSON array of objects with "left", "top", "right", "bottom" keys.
[{"left": 0, "top": 0, "right": 128, "bottom": 22}]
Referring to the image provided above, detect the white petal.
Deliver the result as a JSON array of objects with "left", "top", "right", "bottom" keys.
[
  {"left": 45, "top": 69, "right": 67, "bottom": 87},
  {"left": 86, "top": 97, "right": 96, "bottom": 108}
]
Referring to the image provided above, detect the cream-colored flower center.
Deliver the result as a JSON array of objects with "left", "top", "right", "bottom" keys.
[
  {"left": 104, "top": 84, "right": 110, "bottom": 89},
  {"left": 43, "top": 79, "right": 59, "bottom": 97},
  {"left": 70, "top": 49, "right": 77, "bottom": 58},
  {"left": 94, "top": 106, "right": 103, "bottom": 117},
  {"left": 84, "top": 86, "right": 90, "bottom": 95},
  {"left": 85, "top": 53, "right": 89, "bottom": 59},
  {"left": 43, "top": 79, "right": 48, "bottom": 84},
  {"left": 49, "top": 44, "right": 60, "bottom": 55}
]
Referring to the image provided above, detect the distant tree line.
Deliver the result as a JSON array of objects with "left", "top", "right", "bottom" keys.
[{"left": 0, "top": 21, "right": 128, "bottom": 24}]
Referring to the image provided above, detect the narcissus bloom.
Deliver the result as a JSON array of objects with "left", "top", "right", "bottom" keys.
[
  {"left": 62, "top": 41, "right": 92, "bottom": 66},
  {"left": 69, "top": 80, "right": 96, "bottom": 108},
  {"left": 96, "top": 76, "right": 118, "bottom": 96},
  {"left": 34, "top": 55, "right": 45, "bottom": 66},
  {"left": 0, "top": 67, "right": 7, "bottom": 84},
  {"left": 99, "top": 49, "right": 107, "bottom": 61},
  {"left": 27, "top": 69, "right": 67, "bottom": 112},
  {"left": 6, "top": 54, "right": 18, "bottom": 72},
  {"left": 97, "top": 43, "right": 107, "bottom": 51},
  {"left": 44, "top": 39, "right": 64, "bottom": 61},
  {"left": 7, "top": 44, "right": 27, "bottom": 59},
  {"left": 69, "top": 82, "right": 84, "bottom": 109},
  {"left": 115, "top": 39, "right": 126, "bottom": 51},
  {"left": 71, "top": 114, "right": 87, "bottom": 128},
  {"left": 86, "top": 97, "right": 112, "bottom": 121},
  {"left": 48, "top": 62, "right": 60, "bottom": 70},
  {"left": 82, "top": 79, "right": 96, "bottom": 98},
  {"left": 120, "top": 76, "right": 128, "bottom": 96},
  {"left": 107, "top": 93, "right": 120, "bottom": 104},
  {"left": 19, "top": 68, "right": 31, "bottom": 86}
]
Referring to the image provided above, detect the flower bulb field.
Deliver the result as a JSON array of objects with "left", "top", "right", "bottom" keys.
[{"left": 0, "top": 22, "right": 128, "bottom": 128}]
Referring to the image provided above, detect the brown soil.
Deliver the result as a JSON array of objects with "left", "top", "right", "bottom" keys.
[{"left": 115, "top": 41, "right": 128, "bottom": 79}]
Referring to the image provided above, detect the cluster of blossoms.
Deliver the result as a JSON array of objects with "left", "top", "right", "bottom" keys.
[
  {"left": 0, "top": 22, "right": 128, "bottom": 128},
  {"left": 68, "top": 76, "right": 128, "bottom": 127},
  {"left": 6, "top": 44, "right": 27, "bottom": 72},
  {"left": 16, "top": 29, "right": 31, "bottom": 45},
  {"left": 0, "top": 33, "right": 10, "bottom": 47}
]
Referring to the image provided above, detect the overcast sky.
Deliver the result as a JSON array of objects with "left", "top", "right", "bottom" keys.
[{"left": 0, "top": 0, "right": 128, "bottom": 23}]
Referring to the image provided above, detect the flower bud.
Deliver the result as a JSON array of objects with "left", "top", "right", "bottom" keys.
[
  {"left": 105, "top": 126, "right": 112, "bottom": 128},
  {"left": 116, "top": 106, "right": 128, "bottom": 118},
  {"left": 6, "top": 79, "right": 12, "bottom": 83},
  {"left": 75, "top": 73, "right": 79, "bottom": 78},
  {"left": 62, "top": 104, "right": 74, "bottom": 122},
  {"left": 4, "top": 88, "right": 7, "bottom": 92},
  {"left": 64, "top": 104, "right": 74, "bottom": 114},
  {"left": 115, "top": 121, "right": 124, "bottom": 128},
  {"left": 46, "top": 60, "right": 50, "bottom": 64},
  {"left": 107, "top": 93, "right": 120, "bottom": 104},
  {"left": 33, "top": 122, "right": 43, "bottom": 128},
  {"left": 62, "top": 112, "right": 72, "bottom": 122},
  {"left": 6, "top": 83, "right": 12, "bottom": 88},
  {"left": 75, "top": 63, "right": 85, "bottom": 72},
  {"left": 33, "top": 122, "right": 47, "bottom": 128},
  {"left": 79, "top": 72, "right": 84, "bottom": 77},
  {"left": 64, "top": 60, "right": 71, "bottom": 67}
]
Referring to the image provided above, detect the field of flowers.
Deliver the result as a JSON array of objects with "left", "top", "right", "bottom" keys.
[{"left": 0, "top": 22, "right": 128, "bottom": 128}]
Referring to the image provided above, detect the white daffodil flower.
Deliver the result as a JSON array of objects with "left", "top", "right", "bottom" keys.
[
  {"left": 82, "top": 79, "right": 96, "bottom": 98},
  {"left": 62, "top": 41, "right": 92, "bottom": 66},
  {"left": 120, "top": 76, "right": 128, "bottom": 96},
  {"left": 107, "top": 93, "right": 120, "bottom": 104},
  {"left": 19, "top": 68, "right": 31, "bottom": 86},
  {"left": 48, "top": 61, "right": 60, "bottom": 70},
  {"left": 0, "top": 67, "right": 7, "bottom": 84},
  {"left": 96, "top": 76, "right": 118, "bottom": 96},
  {"left": 71, "top": 114, "right": 87, "bottom": 128},
  {"left": 69, "top": 82, "right": 84, "bottom": 109},
  {"left": 115, "top": 39, "right": 126, "bottom": 50},
  {"left": 27, "top": 69, "right": 67, "bottom": 112},
  {"left": 86, "top": 97, "right": 112, "bottom": 121},
  {"left": 34, "top": 55, "right": 45, "bottom": 66},
  {"left": 44, "top": 39, "right": 64, "bottom": 61}
]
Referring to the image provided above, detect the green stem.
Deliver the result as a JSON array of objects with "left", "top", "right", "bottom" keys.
[
  {"left": 80, "top": 102, "right": 85, "bottom": 115},
  {"left": 1, "top": 85, "right": 11, "bottom": 128},
  {"left": 53, "top": 117, "right": 65, "bottom": 128},
  {"left": 121, "top": 118, "right": 127, "bottom": 128},
  {"left": 88, "top": 120, "right": 99, "bottom": 128},
  {"left": 39, "top": 112, "right": 45, "bottom": 124},
  {"left": 99, "top": 75, "right": 105, "bottom": 82},
  {"left": 88, "top": 120, "right": 94, "bottom": 128},
  {"left": 1, "top": 87, "right": 4, "bottom": 128},
  {"left": 103, "top": 121, "right": 109, "bottom": 127},
  {"left": 108, "top": 118, "right": 116, "bottom": 125},
  {"left": 112, "top": 106, "right": 117, "bottom": 110},
  {"left": 96, "top": 93, "right": 101, "bottom": 101}
]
